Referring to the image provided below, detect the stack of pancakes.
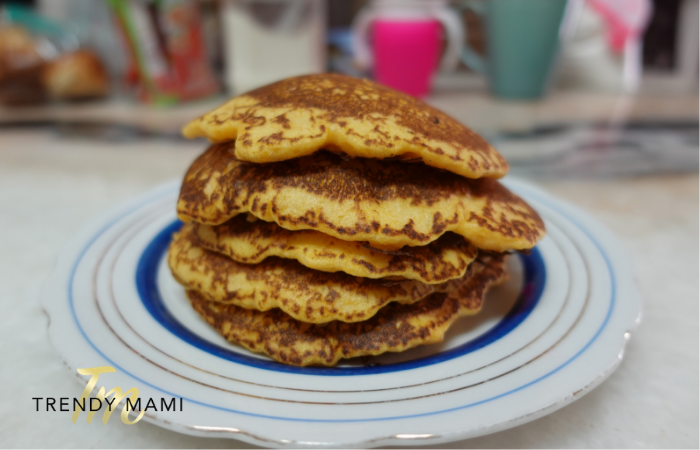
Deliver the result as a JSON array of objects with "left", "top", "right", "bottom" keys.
[{"left": 169, "top": 74, "right": 545, "bottom": 366}]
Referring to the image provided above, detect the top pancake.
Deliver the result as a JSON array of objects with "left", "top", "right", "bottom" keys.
[
  {"left": 177, "top": 144, "right": 545, "bottom": 252},
  {"left": 182, "top": 74, "right": 508, "bottom": 179}
]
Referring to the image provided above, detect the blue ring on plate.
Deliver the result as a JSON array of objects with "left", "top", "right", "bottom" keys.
[{"left": 136, "top": 220, "right": 545, "bottom": 376}]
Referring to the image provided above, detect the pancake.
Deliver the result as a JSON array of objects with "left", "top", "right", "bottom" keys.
[
  {"left": 182, "top": 74, "right": 508, "bottom": 179},
  {"left": 187, "top": 254, "right": 507, "bottom": 366},
  {"left": 193, "top": 215, "right": 477, "bottom": 284},
  {"left": 178, "top": 145, "right": 545, "bottom": 252},
  {"left": 169, "top": 224, "right": 473, "bottom": 323}
]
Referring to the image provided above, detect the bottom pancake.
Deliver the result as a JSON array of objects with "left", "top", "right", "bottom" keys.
[{"left": 187, "top": 255, "right": 508, "bottom": 367}]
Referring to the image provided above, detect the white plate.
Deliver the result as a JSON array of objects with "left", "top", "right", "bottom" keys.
[{"left": 42, "top": 179, "right": 641, "bottom": 448}]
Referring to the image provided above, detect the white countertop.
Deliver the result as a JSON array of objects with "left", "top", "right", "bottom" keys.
[{"left": 0, "top": 99, "right": 697, "bottom": 447}]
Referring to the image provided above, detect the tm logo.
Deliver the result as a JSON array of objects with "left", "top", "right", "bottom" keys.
[{"left": 32, "top": 366, "right": 183, "bottom": 425}]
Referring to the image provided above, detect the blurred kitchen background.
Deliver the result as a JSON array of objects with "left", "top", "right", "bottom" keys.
[{"left": 0, "top": 0, "right": 697, "bottom": 178}]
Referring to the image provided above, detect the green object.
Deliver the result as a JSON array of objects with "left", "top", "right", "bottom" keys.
[
  {"left": 3, "top": 4, "right": 67, "bottom": 36},
  {"left": 105, "top": 0, "right": 180, "bottom": 107},
  {"left": 2, "top": 4, "right": 76, "bottom": 50},
  {"left": 460, "top": 0, "right": 568, "bottom": 99}
]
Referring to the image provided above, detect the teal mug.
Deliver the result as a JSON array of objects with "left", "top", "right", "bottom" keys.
[{"left": 460, "top": 0, "right": 569, "bottom": 99}]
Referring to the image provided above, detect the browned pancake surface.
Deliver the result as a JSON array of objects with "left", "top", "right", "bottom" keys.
[
  {"left": 182, "top": 74, "right": 508, "bottom": 179},
  {"left": 178, "top": 145, "right": 545, "bottom": 251},
  {"left": 194, "top": 215, "right": 477, "bottom": 284},
  {"left": 169, "top": 224, "right": 471, "bottom": 323},
  {"left": 187, "top": 255, "right": 507, "bottom": 366}
]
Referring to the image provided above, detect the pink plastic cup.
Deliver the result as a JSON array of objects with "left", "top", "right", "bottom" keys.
[
  {"left": 352, "top": 1, "right": 464, "bottom": 98},
  {"left": 372, "top": 19, "right": 441, "bottom": 98}
]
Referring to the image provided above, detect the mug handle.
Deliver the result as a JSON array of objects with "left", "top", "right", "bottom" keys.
[
  {"left": 455, "top": 0, "right": 487, "bottom": 73},
  {"left": 351, "top": 6, "right": 380, "bottom": 70},
  {"left": 430, "top": 7, "right": 465, "bottom": 72}
]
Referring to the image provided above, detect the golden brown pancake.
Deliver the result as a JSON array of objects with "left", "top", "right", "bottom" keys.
[
  {"left": 182, "top": 74, "right": 508, "bottom": 179},
  {"left": 193, "top": 215, "right": 477, "bottom": 284},
  {"left": 187, "top": 254, "right": 507, "bottom": 366},
  {"left": 178, "top": 145, "right": 545, "bottom": 252},
  {"left": 169, "top": 224, "right": 473, "bottom": 323}
]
